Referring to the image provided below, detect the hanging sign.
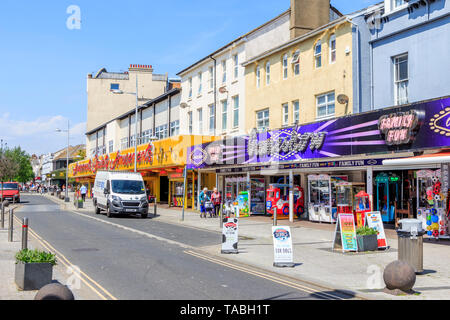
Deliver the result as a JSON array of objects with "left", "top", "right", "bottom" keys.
[
  {"left": 366, "top": 212, "right": 388, "bottom": 249},
  {"left": 333, "top": 214, "right": 358, "bottom": 252},
  {"left": 221, "top": 218, "right": 238, "bottom": 254},
  {"left": 272, "top": 226, "right": 294, "bottom": 267}
]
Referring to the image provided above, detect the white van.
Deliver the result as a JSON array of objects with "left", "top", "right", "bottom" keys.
[{"left": 93, "top": 171, "right": 149, "bottom": 218}]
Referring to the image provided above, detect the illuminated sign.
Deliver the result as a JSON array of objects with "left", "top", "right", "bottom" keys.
[{"left": 378, "top": 110, "right": 420, "bottom": 146}]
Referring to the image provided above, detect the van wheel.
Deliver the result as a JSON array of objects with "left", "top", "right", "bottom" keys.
[
  {"left": 94, "top": 205, "right": 100, "bottom": 215},
  {"left": 106, "top": 204, "right": 113, "bottom": 218}
]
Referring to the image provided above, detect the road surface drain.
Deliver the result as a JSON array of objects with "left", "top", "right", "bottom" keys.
[{"left": 72, "top": 248, "right": 100, "bottom": 252}]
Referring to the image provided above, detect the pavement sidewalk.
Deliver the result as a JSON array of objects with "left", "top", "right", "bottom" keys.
[
  {"left": 46, "top": 192, "right": 450, "bottom": 300},
  {"left": 0, "top": 202, "right": 98, "bottom": 300}
]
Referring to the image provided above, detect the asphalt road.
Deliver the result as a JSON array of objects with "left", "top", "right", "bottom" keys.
[{"left": 15, "top": 195, "right": 351, "bottom": 300}]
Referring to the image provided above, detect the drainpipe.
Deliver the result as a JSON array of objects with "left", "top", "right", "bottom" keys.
[
  {"left": 209, "top": 55, "right": 217, "bottom": 136},
  {"left": 346, "top": 17, "right": 361, "bottom": 113}
]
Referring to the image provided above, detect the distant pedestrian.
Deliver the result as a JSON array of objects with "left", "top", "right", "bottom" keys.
[
  {"left": 80, "top": 184, "right": 87, "bottom": 202},
  {"left": 211, "top": 188, "right": 221, "bottom": 218},
  {"left": 199, "top": 188, "right": 209, "bottom": 218}
]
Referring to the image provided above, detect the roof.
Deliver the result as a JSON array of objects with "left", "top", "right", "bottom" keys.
[
  {"left": 176, "top": 9, "right": 291, "bottom": 76},
  {"left": 53, "top": 145, "right": 86, "bottom": 161}
]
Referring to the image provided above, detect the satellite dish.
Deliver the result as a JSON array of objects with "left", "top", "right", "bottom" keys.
[
  {"left": 337, "top": 94, "right": 349, "bottom": 105},
  {"left": 180, "top": 103, "right": 188, "bottom": 109},
  {"left": 219, "top": 86, "right": 228, "bottom": 94}
]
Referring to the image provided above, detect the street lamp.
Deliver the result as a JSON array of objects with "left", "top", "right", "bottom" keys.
[
  {"left": 56, "top": 120, "right": 70, "bottom": 202},
  {"left": 112, "top": 75, "right": 140, "bottom": 172}
]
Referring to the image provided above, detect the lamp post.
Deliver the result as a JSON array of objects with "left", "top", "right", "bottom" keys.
[
  {"left": 56, "top": 120, "right": 70, "bottom": 202},
  {"left": 111, "top": 75, "right": 141, "bottom": 172}
]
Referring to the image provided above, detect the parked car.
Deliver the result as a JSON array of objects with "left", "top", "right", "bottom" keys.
[
  {"left": 0, "top": 182, "right": 20, "bottom": 203},
  {"left": 93, "top": 171, "right": 149, "bottom": 218}
]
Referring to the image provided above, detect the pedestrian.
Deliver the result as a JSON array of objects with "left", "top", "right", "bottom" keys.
[
  {"left": 211, "top": 188, "right": 222, "bottom": 218},
  {"left": 80, "top": 184, "right": 87, "bottom": 202},
  {"left": 199, "top": 187, "right": 209, "bottom": 218}
]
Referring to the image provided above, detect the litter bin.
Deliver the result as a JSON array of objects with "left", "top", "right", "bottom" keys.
[{"left": 397, "top": 219, "right": 425, "bottom": 274}]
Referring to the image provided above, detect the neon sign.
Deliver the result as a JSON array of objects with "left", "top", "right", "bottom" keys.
[{"left": 378, "top": 110, "right": 420, "bottom": 146}]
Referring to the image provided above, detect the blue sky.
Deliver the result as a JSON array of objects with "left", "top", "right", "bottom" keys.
[{"left": 0, "top": 0, "right": 377, "bottom": 155}]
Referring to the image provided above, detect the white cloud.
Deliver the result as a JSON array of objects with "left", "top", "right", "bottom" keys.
[{"left": 0, "top": 113, "right": 86, "bottom": 155}]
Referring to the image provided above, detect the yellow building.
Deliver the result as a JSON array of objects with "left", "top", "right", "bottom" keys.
[{"left": 243, "top": 17, "right": 353, "bottom": 132}]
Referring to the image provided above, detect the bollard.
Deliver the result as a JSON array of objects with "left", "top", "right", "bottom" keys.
[
  {"left": 22, "top": 217, "right": 28, "bottom": 250},
  {"left": 154, "top": 198, "right": 157, "bottom": 217},
  {"left": 8, "top": 208, "right": 13, "bottom": 242},
  {"left": 273, "top": 207, "right": 278, "bottom": 226},
  {"left": 1, "top": 205, "right": 4, "bottom": 229}
]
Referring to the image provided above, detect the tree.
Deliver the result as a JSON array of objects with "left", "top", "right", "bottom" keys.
[{"left": 5, "top": 147, "right": 35, "bottom": 183}]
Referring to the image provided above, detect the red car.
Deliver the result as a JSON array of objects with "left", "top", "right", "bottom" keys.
[{"left": 0, "top": 182, "right": 20, "bottom": 203}]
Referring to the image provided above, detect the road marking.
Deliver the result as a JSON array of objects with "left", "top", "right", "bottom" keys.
[
  {"left": 13, "top": 215, "right": 117, "bottom": 300},
  {"left": 184, "top": 250, "right": 347, "bottom": 300}
]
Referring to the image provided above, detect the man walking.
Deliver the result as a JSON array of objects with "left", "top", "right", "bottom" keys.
[
  {"left": 80, "top": 184, "right": 87, "bottom": 202},
  {"left": 211, "top": 188, "right": 221, "bottom": 218}
]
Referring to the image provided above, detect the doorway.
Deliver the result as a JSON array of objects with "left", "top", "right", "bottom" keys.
[{"left": 160, "top": 176, "right": 169, "bottom": 203}]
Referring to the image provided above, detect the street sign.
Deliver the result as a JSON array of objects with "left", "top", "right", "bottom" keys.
[
  {"left": 366, "top": 212, "right": 388, "bottom": 249},
  {"left": 333, "top": 214, "right": 358, "bottom": 252},
  {"left": 221, "top": 218, "right": 238, "bottom": 254},
  {"left": 272, "top": 226, "right": 294, "bottom": 267}
]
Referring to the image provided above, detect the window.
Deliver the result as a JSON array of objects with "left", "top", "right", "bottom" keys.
[
  {"left": 316, "top": 92, "right": 335, "bottom": 119},
  {"left": 198, "top": 108, "right": 203, "bottom": 135},
  {"left": 282, "top": 54, "right": 288, "bottom": 80},
  {"left": 265, "top": 62, "right": 270, "bottom": 85},
  {"left": 198, "top": 72, "right": 202, "bottom": 95},
  {"left": 256, "top": 65, "right": 261, "bottom": 88},
  {"left": 170, "top": 120, "right": 180, "bottom": 136},
  {"left": 209, "top": 104, "right": 215, "bottom": 134},
  {"left": 188, "top": 112, "right": 193, "bottom": 134},
  {"left": 282, "top": 104, "right": 289, "bottom": 126},
  {"left": 221, "top": 100, "right": 228, "bottom": 132},
  {"left": 232, "top": 96, "right": 239, "bottom": 128},
  {"left": 188, "top": 77, "right": 193, "bottom": 98},
  {"left": 293, "top": 100, "right": 300, "bottom": 124},
  {"left": 233, "top": 54, "right": 239, "bottom": 79},
  {"left": 256, "top": 109, "right": 270, "bottom": 131},
  {"left": 329, "top": 35, "right": 336, "bottom": 64},
  {"left": 209, "top": 67, "right": 214, "bottom": 90},
  {"left": 394, "top": 54, "right": 408, "bottom": 105},
  {"left": 141, "top": 129, "right": 152, "bottom": 144},
  {"left": 314, "top": 41, "right": 322, "bottom": 68},
  {"left": 130, "top": 135, "right": 136, "bottom": 147},
  {"left": 110, "top": 83, "right": 119, "bottom": 91},
  {"left": 292, "top": 50, "right": 300, "bottom": 76},
  {"left": 108, "top": 140, "right": 114, "bottom": 153},
  {"left": 121, "top": 137, "right": 128, "bottom": 150},
  {"left": 222, "top": 61, "right": 227, "bottom": 84},
  {"left": 392, "top": 0, "right": 405, "bottom": 9},
  {"left": 155, "top": 125, "right": 168, "bottom": 140}
]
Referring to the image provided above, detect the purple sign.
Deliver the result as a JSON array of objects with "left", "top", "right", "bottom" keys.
[{"left": 187, "top": 97, "right": 450, "bottom": 169}]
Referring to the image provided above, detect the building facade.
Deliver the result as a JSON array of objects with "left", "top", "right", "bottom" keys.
[{"left": 86, "top": 65, "right": 168, "bottom": 158}]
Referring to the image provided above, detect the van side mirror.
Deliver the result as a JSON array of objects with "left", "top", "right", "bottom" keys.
[{"left": 104, "top": 188, "right": 109, "bottom": 195}]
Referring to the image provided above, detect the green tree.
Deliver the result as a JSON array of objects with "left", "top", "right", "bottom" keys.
[{"left": 4, "top": 147, "right": 34, "bottom": 183}]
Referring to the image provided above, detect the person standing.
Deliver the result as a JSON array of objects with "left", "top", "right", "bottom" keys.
[
  {"left": 211, "top": 188, "right": 222, "bottom": 218},
  {"left": 80, "top": 184, "right": 87, "bottom": 202},
  {"left": 199, "top": 187, "right": 209, "bottom": 218}
]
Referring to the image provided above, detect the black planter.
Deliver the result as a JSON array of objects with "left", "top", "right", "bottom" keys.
[
  {"left": 357, "top": 234, "right": 378, "bottom": 252},
  {"left": 15, "top": 262, "right": 53, "bottom": 291},
  {"left": 76, "top": 201, "right": 83, "bottom": 208}
]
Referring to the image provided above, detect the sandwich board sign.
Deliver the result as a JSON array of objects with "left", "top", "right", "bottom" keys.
[
  {"left": 221, "top": 218, "right": 238, "bottom": 254},
  {"left": 365, "top": 212, "right": 388, "bottom": 249},
  {"left": 332, "top": 214, "right": 358, "bottom": 252},
  {"left": 272, "top": 226, "right": 294, "bottom": 267}
]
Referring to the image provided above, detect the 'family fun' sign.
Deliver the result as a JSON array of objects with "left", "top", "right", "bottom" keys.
[{"left": 187, "top": 97, "right": 450, "bottom": 169}]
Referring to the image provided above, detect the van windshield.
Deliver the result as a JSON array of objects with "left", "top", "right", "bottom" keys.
[
  {"left": 1, "top": 183, "right": 18, "bottom": 190},
  {"left": 111, "top": 180, "right": 145, "bottom": 195}
]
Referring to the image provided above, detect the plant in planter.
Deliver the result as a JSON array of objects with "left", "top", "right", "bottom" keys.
[
  {"left": 76, "top": 198, "right": 83, "bottom": 208},
  {"left": 15, "top": 249, "right": 57, "bottom": 291},
  {"left": 356, "top": 226, "right": 379, "bottom": 252}
]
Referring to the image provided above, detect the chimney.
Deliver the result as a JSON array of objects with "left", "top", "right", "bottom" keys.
[
  {"left": 290, "top": 0, "right": 330, "bottom": 39},
  {"left": 128, "top": 64, "right": 154, "bottom": 73}
]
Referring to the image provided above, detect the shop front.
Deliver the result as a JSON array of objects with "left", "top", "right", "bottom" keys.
[
  {"left": 69, "top": 135, "right": 217, "bottom": 209},
  {"left": 187, "top": 96, "right": 450, "bottom": 237}
]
